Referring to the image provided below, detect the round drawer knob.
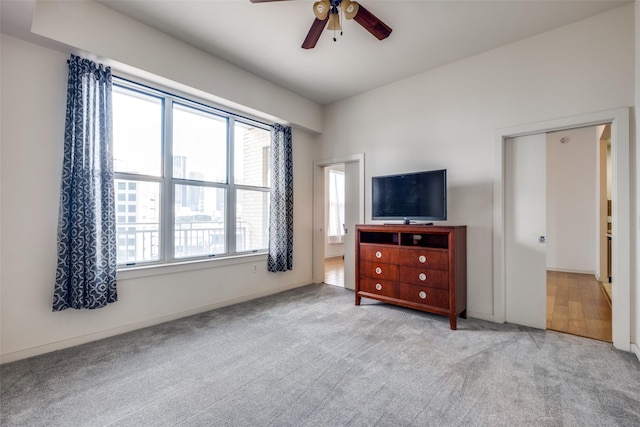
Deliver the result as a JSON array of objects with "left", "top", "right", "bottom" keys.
[
  {"left": 419, "top": 291, "right": 427, "bottom": 299},
  {"left": 375, "top": 251, "right": 382, "bottom": 259},
  {"left": 419, "top": 273, "right": 427, "bottom": 281},
  {"left": 418, "top": 255, "right": 426, "bottom": 263},
  {"left": 375, "top": 283, "right": 382, "bottom": 291},
  {"left": 375, "top": 267, "right": 382, "bottom": 275}
]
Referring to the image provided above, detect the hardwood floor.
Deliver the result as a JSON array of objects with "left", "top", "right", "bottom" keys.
[
  {"left": 546, "top": 270, "right": 612, "bottom": 342},
  {"left": 324, "top": 256, "right": 344, "bottom": 287}
]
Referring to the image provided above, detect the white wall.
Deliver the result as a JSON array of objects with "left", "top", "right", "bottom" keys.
[
  {"left": 318, "top": 5, "right": 635, "bottom": 323},
  {"left": 546, "top": 127, "right": 598, "bottom": 273},
  {"left": 30, "top": 0, "right": 322, "bottom": 134},
  {"left": 0, "top": 34, "right": 316, "bottom": 363}
]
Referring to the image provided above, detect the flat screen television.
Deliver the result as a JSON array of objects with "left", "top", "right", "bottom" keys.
[{"left": 372, "top": 169, "right": 447, "bottom": 224}]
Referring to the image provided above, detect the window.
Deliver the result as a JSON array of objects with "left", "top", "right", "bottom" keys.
[{"left": 113, "top": 80, "right": 271, "bottom": 267}]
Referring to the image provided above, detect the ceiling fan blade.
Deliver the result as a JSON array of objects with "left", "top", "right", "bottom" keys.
[
  {"left": 352, "top": 3, "right": 392, "bottom": 40},
  {"left": 301, "top": 17, "right": 329, "bottom": 49}
]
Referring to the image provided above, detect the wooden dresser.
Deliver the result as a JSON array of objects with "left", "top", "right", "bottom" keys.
[{"left": 355, "top": 224, "right": 467, "bottom": 329}]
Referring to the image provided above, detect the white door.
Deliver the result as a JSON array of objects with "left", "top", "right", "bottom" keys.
[
  {"left": 505, "top": 134, "right": 547, "bottom": 329},
  {"left": 343, "top": 162, "right": 359, "bottom": 290}
]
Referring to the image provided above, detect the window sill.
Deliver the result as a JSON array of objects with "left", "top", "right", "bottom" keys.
[{"left": 117, "top": 252, "right": 268, "bottom": 280}]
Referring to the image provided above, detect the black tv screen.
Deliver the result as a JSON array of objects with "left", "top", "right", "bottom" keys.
[{"left": 372, "top": 169, "right": 447, "bottom": 223}]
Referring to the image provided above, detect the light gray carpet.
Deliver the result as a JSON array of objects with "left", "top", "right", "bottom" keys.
[{"left": 1, "top": 284, "right": 639, "bottom": 426}]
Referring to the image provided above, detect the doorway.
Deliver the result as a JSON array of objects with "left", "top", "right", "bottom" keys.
[
  {"left": 313, "top": 154, "right": 365, "bottom": 290},
  {"left": 544, "top": 126, "right": 612, "bottom": 342},
  {"left": 494, "top": 108, "right": 631, "bottom": 352},
  {"left": 324, "top": 165, "right": 345, "bottom": 287},
  {"left": 505, "top": 126, "right": 613, "bottom": 341}
]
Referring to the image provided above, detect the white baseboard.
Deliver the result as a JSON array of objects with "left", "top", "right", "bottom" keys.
[
  {"left": 466, "top": 310, "right": 495, "bottom": 323},
  {"left": 0, "top": 281, "right": 311, "bottom": 365},
  {"left": 632, "top": 343, "right": 640, "bottom": 362},
  {"left": 546, "top": 267, "right": 596, "bottom": 275}
]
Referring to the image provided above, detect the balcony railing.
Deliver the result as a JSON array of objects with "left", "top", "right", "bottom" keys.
[{"left": 117, "top": 221, "right": 249, "bottom": 264}]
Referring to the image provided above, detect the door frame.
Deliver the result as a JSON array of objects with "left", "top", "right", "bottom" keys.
[
  {"left": 313, "top": 154, "right": 365, "bottom": 285},
  {"left": 493, "top": 108, "right": 630, "bottom": 351}
]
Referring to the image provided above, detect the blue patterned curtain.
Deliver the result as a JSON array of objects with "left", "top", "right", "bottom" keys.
[
  {"left": 53, "top": 55, "right": 117, "bottom": 311},
  {"left": 268, "top": 124, "right": 294, "bottom": 272}
]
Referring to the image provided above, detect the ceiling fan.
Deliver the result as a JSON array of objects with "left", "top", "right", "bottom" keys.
[{"left": 250, "top": 0, "right": 392, "bottom": 49}]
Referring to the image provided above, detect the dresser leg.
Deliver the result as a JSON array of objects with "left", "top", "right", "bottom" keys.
[
  {"left": 355, "top": 294, "right": 361, "bottom": 306},
  {"left": 449, "top": 316, "right": 457, "bottom": 330},
  {"left": 460, "top": 309, "right": 467, "bottom": 319}
]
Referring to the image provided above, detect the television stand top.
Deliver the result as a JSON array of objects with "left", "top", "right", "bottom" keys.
[{"left": 384, "top": 221, "right": 434, "bottom": 225}]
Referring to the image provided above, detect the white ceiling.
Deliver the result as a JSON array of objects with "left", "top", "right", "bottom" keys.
[{"left": 2, "top": 0, "right": 631, "bottom": 105}]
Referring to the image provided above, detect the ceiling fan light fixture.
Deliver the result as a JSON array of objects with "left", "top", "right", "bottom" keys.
[
  {"left": 341, "top": 0, "right": 359, "bottom": 20},
  {"left": 313, "top": 0, "right": 330, "bottom": 20}
]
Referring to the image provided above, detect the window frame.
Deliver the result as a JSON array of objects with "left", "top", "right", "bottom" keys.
[{"left": 113, "top": 77, "right": 272, "bottom": 270}]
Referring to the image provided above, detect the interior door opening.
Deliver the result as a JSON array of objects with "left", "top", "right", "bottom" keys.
[
  {"left": 313, "top": 154, "right": 364, "bottom": 291},
  {"left": 544, "top": 124, "right": 612, "bottom": 342},
  {"left": 324, "top": 165, "right": 345, "bottom": 287},
  {"left": 504, "top": 122, "right": 614, "bottom": 343}
]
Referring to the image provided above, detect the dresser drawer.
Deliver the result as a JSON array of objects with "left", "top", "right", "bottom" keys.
[
  {"left": 360, "top": 245, "right": 399, "bottom": 264},
  {"left": 399, "top": 266, "right": 448, "bottom": 289},
  {"left": 398, "top": 284, "right": 449, "bottom": 309},
  {"left": 359, "top": 277, "right": 398, "bottom": 298},
  {"left": 398, "top": 248, "right": 448, "bottom": 270},
  {"left": 360, "top": 261, "right": 398, "bottom": 281}
]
